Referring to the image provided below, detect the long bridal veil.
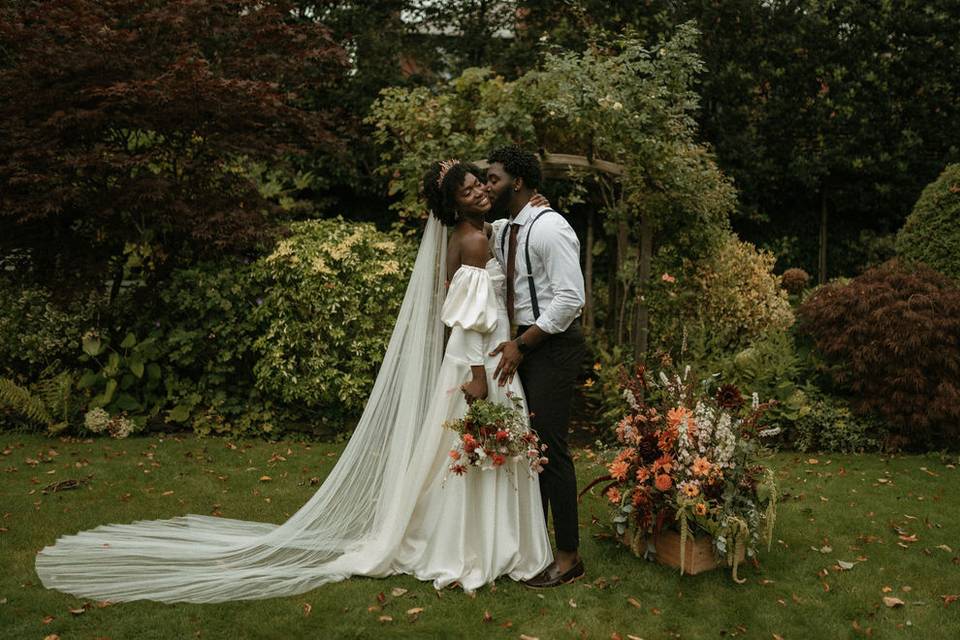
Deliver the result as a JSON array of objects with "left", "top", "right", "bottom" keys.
[{"left": 35, "top": 216, "right": 448, "bottom": 603}]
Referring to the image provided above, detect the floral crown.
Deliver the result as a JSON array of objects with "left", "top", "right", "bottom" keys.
[{"left": 436, "top": 159, "right": 460, "bottom": 188}]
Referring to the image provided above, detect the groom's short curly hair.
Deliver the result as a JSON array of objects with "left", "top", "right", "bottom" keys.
[{"left": 487, "top": 145, "right": 542, "bottom": 190}]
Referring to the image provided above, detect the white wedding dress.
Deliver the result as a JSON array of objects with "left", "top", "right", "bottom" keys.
[{"left": 35, "top": 217, "right": 552, "bottom": 603}]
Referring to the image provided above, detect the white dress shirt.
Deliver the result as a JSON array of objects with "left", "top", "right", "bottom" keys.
[{"left": 492, "top": 202, "right": 585, "bottom": 334}]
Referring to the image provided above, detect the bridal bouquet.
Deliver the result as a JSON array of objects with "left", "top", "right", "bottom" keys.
[
  {"left": 444, "top": 393, "right": 547, "bottom": 476},
  {"left": 588, "top": 363, "right": 778, "bottom": 581}
]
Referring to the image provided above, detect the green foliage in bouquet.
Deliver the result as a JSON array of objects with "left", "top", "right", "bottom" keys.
[
  {"left": 896, "top": 163, "right": 960, "bottom": 281},
  {"left": 586, "top": 362, "right": 778, "bottom": 582},
  {"left": 252, "top": 218, "right": 417, "bottom": 429}
]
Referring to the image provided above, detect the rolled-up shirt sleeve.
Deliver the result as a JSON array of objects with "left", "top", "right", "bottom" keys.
[{"left": 532, "top": 213, "right": 585, "bottom": 334}]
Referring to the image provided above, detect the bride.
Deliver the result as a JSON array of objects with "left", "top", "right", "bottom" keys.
[{"left": 34, "top": 159, "right": 553, "bottom": 603}]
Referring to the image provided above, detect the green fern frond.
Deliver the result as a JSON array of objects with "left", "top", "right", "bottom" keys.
[
  {"left": 35, "top": 371, "right": 74, "bottom": 425},
  {"left": 0, "top": 377, "right": 53, "bottom": 426}
]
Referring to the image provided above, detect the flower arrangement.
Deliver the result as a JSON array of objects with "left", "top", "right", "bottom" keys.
[
  {"left": 586, "top": 363, "right": 778, "bottom": 582},
  {"left": 444, "top": 394, "right": 547, "bottom": 477}
]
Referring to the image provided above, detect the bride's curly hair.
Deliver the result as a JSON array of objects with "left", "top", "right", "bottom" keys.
[{"left": 422, "top": 160, "right": 484, "bottom": 227}]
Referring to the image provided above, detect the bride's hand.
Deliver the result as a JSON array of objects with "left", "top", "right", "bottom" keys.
[
  {"left": 529, "top": 191, "right": 550, "bottom": 208},
  {"left": 460, "top": 375, "right": 488, "bottom": 405}
]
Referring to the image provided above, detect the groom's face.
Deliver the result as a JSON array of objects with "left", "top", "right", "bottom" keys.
[{"left": 485, "top": 163, "right": 515, "bottom": 218}]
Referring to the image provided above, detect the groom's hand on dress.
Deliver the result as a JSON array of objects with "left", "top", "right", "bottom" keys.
[{"left": 490, "top": 341, "right": 522, "bottom": 387}]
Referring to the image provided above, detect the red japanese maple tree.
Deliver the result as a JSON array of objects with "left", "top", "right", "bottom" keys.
[{"left": 0, "top": 1, "right": 348, "bottom": 279}]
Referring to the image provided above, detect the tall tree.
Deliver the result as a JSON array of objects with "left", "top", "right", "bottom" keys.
[{"left": 0, "top": 0, "right": 348, "bottom": 286}]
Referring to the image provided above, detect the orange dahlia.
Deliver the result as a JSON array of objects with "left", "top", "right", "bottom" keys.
[
  {"left": 606, "top": 487, "right": 622, "bottom": 504},
  {"left": 608, "top": 459, "right": 631, "bottom": 481},
  {"left": 666, "top": 406, "right": 692, "bottom": 429},
  {"left": 652, "top": 453, "right": 674, "bottom": 475},
  {"left": 654, "top": 474, "right": 673, "bottom": 491},
  {"left": 694, "top": 502, "right": 708, "bottom": 516},
  {"left": 692, "top": 456, "right": 712, "bottom": 477},
  {"left": 681, "top": 481, "right": 700, "bottom": 498}
]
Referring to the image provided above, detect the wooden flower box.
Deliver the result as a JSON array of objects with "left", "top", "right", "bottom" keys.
[
  {"left": 622, "top": 528, "right": 745, "bottom": 576},
  {"left": 655, "top": 529, "right": 722, "bottom": 575}
]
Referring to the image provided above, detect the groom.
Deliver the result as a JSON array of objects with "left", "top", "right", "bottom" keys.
[{"left": 486, "top": 145, "right": 587, "bottom": 588}]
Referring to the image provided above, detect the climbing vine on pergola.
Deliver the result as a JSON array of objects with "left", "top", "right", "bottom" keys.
[{"left": 369, "top": 23, "right": 736, "bottom": 360}]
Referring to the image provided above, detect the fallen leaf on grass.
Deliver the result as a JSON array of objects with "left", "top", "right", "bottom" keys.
[
  {"left": 378, "top": 615, "right": 393, "bottom": 623},
  {"left": 568, "top": 598, "right": 577, "bottom": 608},
  {"left": 68, "top": 607, "right": 85, "bottom": 615},
  {"left": 406, "top": 607, "right": 424, "bottom": 616},
  {"left": 43, "top": 635, "right": 59, "bottom": 640},
  {"left": 837, "top": 560, "right": 856, "bottom": 570},
  {"left": 935, "top": 544, "right": 952, "bottom": 553},
  {"left": 259, "top": 475, "right": 272, "bottom": 482},
  {"left": 42, "top": 615, "right": 55, "bottom": 624},
  {"left": 627, "top": 596, "right": 641, "bottom": 608},
  {"left": 390, "top": 587, "right": 407, "bottom": 597},
  {"left": 941, "top": 595, "right": 959, "bottom": 606},
  {"left": 161, "top": 490, "right": 174, "bottom": 496},
  {"left": 519, "top": 635, "right": 539, "bottom": 640},
  {"left": 482, "top": 611, "right": 493, "bottom": 622},
  {"left": 882, "top": 597, "right": 905, "bottom": 608},
  {"left": 302, "top": 602, "right": 312, "bottom": 616},
  {"left": 882, "top": 586, "right": 893, "bottom": 593}
]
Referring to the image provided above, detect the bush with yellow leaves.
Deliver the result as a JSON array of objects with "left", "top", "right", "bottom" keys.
[
  {"left": 692, "top": 234, "right": 794, "bottom": 348},
  {"left": 252, "top": 218, "right": 416, "bottom": 426}
]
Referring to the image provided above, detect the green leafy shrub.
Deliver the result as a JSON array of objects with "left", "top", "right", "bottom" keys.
[
  {"left": 688, "top": 327, "right": 806, "bottom": 429},
  {"left": 147, "top": 258, "right": 275, "bottom": 436},
  {"left": 789, "top": 389, "right": 885, "bottom": 453},
  {"left": 798, "top": 259, "right": 960, "bottom": 449},
  {"left": 252, "top": 218, "right": 416, "bottom": 428},
  {"left": 896, "top": 163, "right": 960, "bottom": 280},
  {"left": 0, "top": 280, "right": 104, "bottom": 379},
  {"left": 75, "top": 330, "right": 165, "bottom": 432},
  {"left": 690, "top": 234, "right": 794, "bottom": 349}
]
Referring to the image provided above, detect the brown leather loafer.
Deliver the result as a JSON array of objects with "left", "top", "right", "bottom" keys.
[{"left": 523, "top": 559, "right": 585, "bottom": 588}]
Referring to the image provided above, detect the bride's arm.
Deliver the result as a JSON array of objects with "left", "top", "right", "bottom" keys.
[{"left": 458, "top": 231, "right": 492, "bottom": 404}]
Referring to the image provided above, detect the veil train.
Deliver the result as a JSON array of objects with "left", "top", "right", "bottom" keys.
[{"left": 35, "top": 217, "right": 448, "bottom": 603}]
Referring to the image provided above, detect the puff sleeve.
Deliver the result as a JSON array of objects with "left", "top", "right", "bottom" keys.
[{"left": 440, "top": 266, "right": 498, "bottom": 366}]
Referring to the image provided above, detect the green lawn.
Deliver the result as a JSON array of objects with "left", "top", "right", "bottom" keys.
[{"left": 1, "top": 433, "right": 958, "bottom": 640}]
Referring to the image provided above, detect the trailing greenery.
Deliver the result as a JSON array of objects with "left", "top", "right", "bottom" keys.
[{"left": 896, "top": 163, "right": 960, "bottom": 281}]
